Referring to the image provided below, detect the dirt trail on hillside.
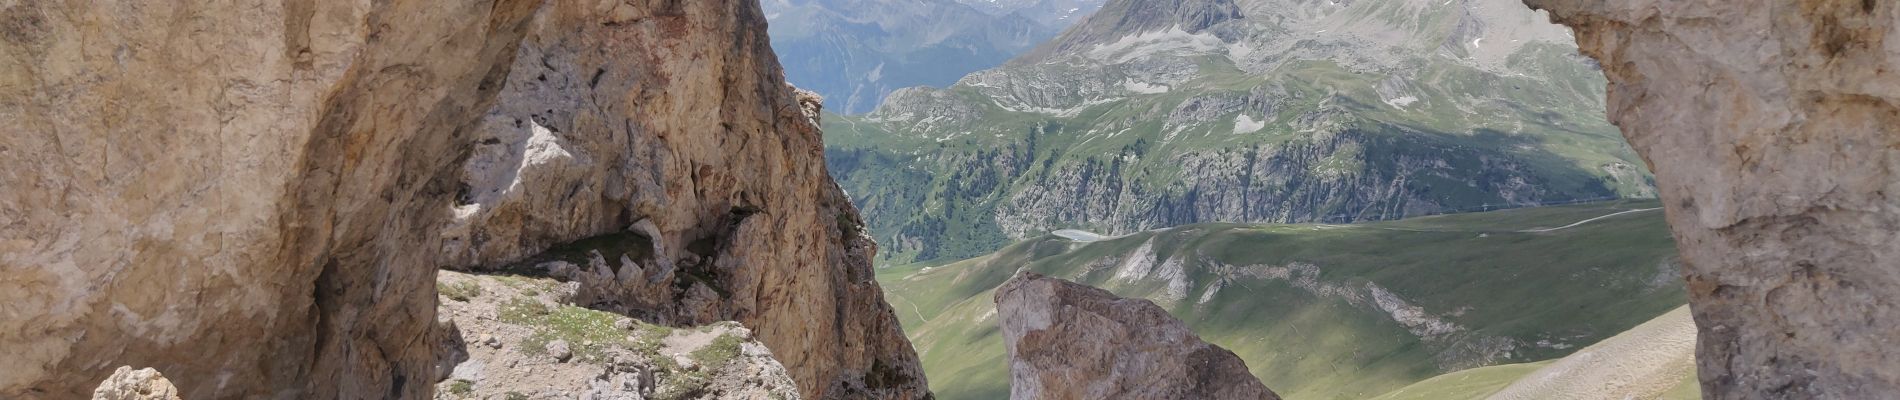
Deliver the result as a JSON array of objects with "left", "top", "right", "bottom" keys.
[{"left": 1487, "top": 306, "right": 1695, "bottom": 400}]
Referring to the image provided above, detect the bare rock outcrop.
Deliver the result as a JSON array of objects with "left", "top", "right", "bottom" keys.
[
  {"left": 995, "top": 273, "right": 1279, "bottom": 400},
  {"left": 89, "top": 367, "right": 180, "bottom": 400},
  {"left": 0, "top": 0, "right": 923, "bottom": 399},
  {"left": 439, "top": 0, "right": 925, "bottom": 398},
  {"left": 1522, "top": 1, "right": 1900, "bottom": 397}
]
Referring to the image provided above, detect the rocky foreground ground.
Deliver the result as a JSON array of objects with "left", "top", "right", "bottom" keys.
[{"left": 430, "top": 270, "right": 801, "bottom": 400}]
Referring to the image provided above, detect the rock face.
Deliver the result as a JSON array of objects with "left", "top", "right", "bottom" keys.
[
  {"left": 89, "top": 367, "right": 180, "bottom": 400},
  {"left": 1522, "top": 1, "right": 1900, "bottom": 398},
  {"left": 994, "top": 273, "right": 1279, "bottom": 400},
  {"left": 0, "top": 1, "right": 541, "bottom": 397},
  {"left": 0, "top": 0, "right": 924, "bottom": 399},
  {"left": 441, "top": 1, "right": 925, "bottom": 398}
]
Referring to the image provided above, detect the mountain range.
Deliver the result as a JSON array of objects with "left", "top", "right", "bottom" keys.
[
  {"left": 823, "top": 0, "right": 1655, "bottom": 263},
  {"left": 763, "top": 0, "right": 1106, "bottom": 114}
]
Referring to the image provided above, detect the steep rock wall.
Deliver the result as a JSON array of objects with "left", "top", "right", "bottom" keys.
[
  {"left": 440, "top": 0, "right": 926, "bottom": 398},
  {"left": 0, "top": 0, "right": 926, "bottom": 399},
  {"left": 0, "top": 1, "right": 541, "bottom": 398},
  {"left": 1522, "top": 1, "right": 1900, "bottom": 398}
]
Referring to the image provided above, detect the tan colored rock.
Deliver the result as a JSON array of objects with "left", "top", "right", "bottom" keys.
[
  {"left": 438, "top": 0, "right": 926, "bottom": 398},
  {"left": 995, "top": 273, "right": 1280, "bottom": 400},
  {"left": 0, "top": 0, "right": 541, "bottom": 398},
  {"left": 89, "top": 367, "right": 180, "bottom": 400},
  {"left": 1522, "top": 1, "right": 1900, "bottom": 397},
  {"left": 0, "top": 0, "right": 924, "bottom": 399}
]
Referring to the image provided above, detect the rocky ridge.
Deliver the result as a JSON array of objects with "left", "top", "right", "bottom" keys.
[
  {"left": 1523, "top": 0, "right": 1900, "bottom": 397},
  {"left": 994, "top": 273, "right": 1279, "bottom": 400}
]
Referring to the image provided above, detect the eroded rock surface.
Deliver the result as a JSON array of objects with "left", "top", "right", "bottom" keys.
[
  {"left": 1522, "top": 1, "right": 1900, "bottom": 397},
  {"left": 0, "top": 0, "right": 924, "bottom": 399},
  {"left": 89, "top": 367, "right": 180, "bottom": 400},
  {"left": 440, "top": 0, "right": 925, "bottom": 397},
  {"left": 0, "top": 1, "right": 541, "bottom": 397},
  {"left": 994, "top": 273, "right": 1279, "bottom": 400}
]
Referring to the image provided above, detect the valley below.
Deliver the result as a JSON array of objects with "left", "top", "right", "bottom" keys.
[{"left": 877, "top": 200, "right": 1691, "bottom": 399}]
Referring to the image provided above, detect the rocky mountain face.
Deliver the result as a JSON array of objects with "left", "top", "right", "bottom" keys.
[
  {"left": 882, "top": 201, "right": 1687, "bottom": 399},
  {"left": 996, "top": 273, "right": 1280, "bottom": 400},
  {"left": 439, "top": 3, "right": 929, "bottom": 397},
  {"left": 762, "top": 0, "right": 1073, "bottom": 114},
  {"left": 826, "top": 0, "right": 1656, "bottom": 263},
  {"left": 1523, "top": 0, "right": 1900, "bottom": 398},
  {"left": 0, "top": 0, "right": 923, "bottom": 399}
]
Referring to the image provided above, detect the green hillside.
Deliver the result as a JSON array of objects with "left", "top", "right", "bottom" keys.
[
  {"left": 876, "top": 200, "right": 1686, "bottom": 400},
  {"left": 827, "top": 0, "right": 1656, "bottom": 264}
]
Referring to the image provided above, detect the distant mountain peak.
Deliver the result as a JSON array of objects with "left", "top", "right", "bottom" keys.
[{"left": 1014, "top": 0, "right": 1244, "bottom": 64}]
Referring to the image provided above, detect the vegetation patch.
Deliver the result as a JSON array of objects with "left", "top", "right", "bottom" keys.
[
  {"left": 447, "top": 379, "right": 474, "bottom": 396},
  {"left": 438, "top": 281, "right": 482, "bottom": 302},
  {"left": 498, "top": 297, "right": 627, "bottom": 362}
]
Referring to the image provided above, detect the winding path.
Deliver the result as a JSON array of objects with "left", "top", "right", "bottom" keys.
[{"left": 1517, "top": 208, "right": 1662, "bottom": 233}]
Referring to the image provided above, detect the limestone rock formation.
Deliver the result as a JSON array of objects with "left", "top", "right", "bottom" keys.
[
  {"left": 994, "top": 273, "right": 1279, "bottom": 400},
  {"left": 0, "top": 0, "right": 924, "bottom": 399},
  {"left": 0, "top": 1, "right": 542, "bottom": 397},
  {"left": 440, "top": 1, "right": 925, "bottom": 397},
  {"left": 1522, "top": 1, "right": 1900, "bottom": 397},
  {"left": 89, "top": 367, "right": 180, "bottom": 400}
]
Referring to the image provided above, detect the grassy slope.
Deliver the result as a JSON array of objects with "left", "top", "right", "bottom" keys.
[
  {"left": 827, "top": 49, "right": 1649, "bottom": 264},
  {"left": 1371, "top": 307, "right": 1702, "bottom": 400},
  {"left": 876, "top": 200, "right": 1686, "bottom": 400}
]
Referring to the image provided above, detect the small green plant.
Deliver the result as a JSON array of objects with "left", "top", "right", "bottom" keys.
[
  {"left": 504, "top": 392, "right": 529, "bottom": 400},
  {"left": 498, "top": 297, "right": 550, "bottom": 324},
  {"left": 446, "top": 379, "right": 474, "bottom": 396},
  {"left": 690, "top": 333, "right": 744, "bottom": 370},
  {"left": 438, "top": 281, "right": 482, "bottom": 302}
]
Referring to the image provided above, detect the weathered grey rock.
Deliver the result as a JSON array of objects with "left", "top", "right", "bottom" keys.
[
  {"left": 547, "top": 340, "right": 573, "bottom": 363},
  {"left": 1522, "top": 1, "right": 1900, "bottom": 398},
  {"left": 89, "top": 367, "right": 180, "bottom": 400},
  {"left": 995, "top": 273, "right": 1279, "bottom": 400}
]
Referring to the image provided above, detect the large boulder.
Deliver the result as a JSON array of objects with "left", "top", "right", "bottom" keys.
[
  {"left": 994, "top": 273, "right": 1279, "bottom": 400},
  {"left": 1523, "top": 1, "right": 1900, "bottom": 397}
]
